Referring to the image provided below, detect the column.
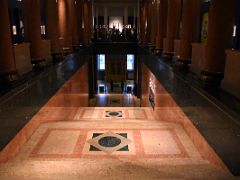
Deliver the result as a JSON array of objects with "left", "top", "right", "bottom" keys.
[
  {"left": 83, "top": 0, "right": 90, "bottom": 44},
  {"left": 150, "top": 1, "right": 158, "bottom": 48},
  {"left": 133, "top": 7, "right": 136, "bottom": 28},
  {"left": 142, "top": 2, "right": 148, "bottom": 44},
  {"left": 177, "top": 0, "right": 201, "bottom": 69},
  {"left": 104, "top": 7, "right": 108, "bottom": 27},
  {"left": 45, "top": 0, "right": 61, "bottom": 53},
  {"left": 139, "top": 2, "right": 144, "bottom": 43},
  {"left": 23, "top": 0, "right": 45, "bottom": 65},
  {"left": 124, "top": 7, "right": 128, "bottom": 35},
  {"left": 155, "top": 0, "right": 168, "bottom": 53},
  {"left": 76, "top": 0, "right": 83, "bottom": 44},
  {"left": 73, "top": 4, "right": 79, "bottom": 46},
  {"left": 202, "top": 0, "right": 236, "bottom": 86},
  {"left": 137, "top": 0, "right": 140, "bottom": 35},
  {"left": 0, "top": 0, "right": 18, "bottom": 81},
  {"left": 58, "top": 0, "right": 71, "bottom": 48},
  {"left": 163, "top": 0, "right": 181, "bottom": 58},
  {"left": 96, "top": 7, "right": 99, "bottom": 27},
  {"left": 88, "top": 0, "right": 93, "bottom": 41},
  {"left": 146, "top": 2, "right": 152, "bottom": 45},
  {"left": 67, "top": 0, "right": 79, "bottom": 46}
]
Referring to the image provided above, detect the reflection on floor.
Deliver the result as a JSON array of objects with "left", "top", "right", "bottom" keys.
[
  {"left": 90, "top": 94, "right": 140, "bottom": 107},
  {"left": 0, "top": 67, "right": 233, "bottom": 179}
]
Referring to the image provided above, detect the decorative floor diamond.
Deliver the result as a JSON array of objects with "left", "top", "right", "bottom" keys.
[
  {"left": 98, "top": 136, "right": 121, "bottom": 147},
  {"left": 89, "top": 133, "right": 129, "bottom": 151},
  {"left": 105, "top": 111, "right": 123, "bottom": 118},
  {"left": 87, "top": 132, "right": 132, "bottom": 154}
]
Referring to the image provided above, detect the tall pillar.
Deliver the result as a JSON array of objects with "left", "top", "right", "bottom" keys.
[
  {"left": 67, "top": 0, "right": 79, "bottom": 46},
  {"left": 177, "top": 0, "right": 201, "bottom": 69},
  {"left": 58, "top": 0, "right": 71, "bottom": 48},
  {"left": 146, "top": 2, "right": 152, "bottom": 45},
  {"left": 76, "top": 0, "right": 83, "bottom": 44},
  {"left": 139, "top": 2, "right": 145, "bottom": 44},
  {"left": 139, "top": 3, "right": 142, "bottom": 42},
  {"left": 73, "top": 4, "right": 79, "bottom": 46},
  {"left": 45, "top": 0, "right": 61, "bottom": 54},
  {"left": 0, "top": 0, "right": 18, "bottom": 81},
  {"left": 142, "top": 3, "right": 148, "bottom": 44},
  {"left": 96, "top": 7, "right": 99, "bottom": 27},
  {"left": 163, "top": 0, "right": 181, "bottom": 59},
  {"left": 137, "top": 0, "right": 140, "bottom": 35},
  {"left": 155, "top": 0, "right": 168, "bottom": 54},
  {"left": 88, "top": 1, "right": 93, "bottom": 41},
  {"left": 124, "top": 7, "right": 128, "bottom": 34},
  {"left": 150, "top": 1, "right": 158, "bottom": 48},
  {"left": 202, "top": 0, "right": 236, "bottom": 86},
  {"left": 104, "top": 7, "right": 108, "bottom": 26},
  {"left": 22, "top": 0, "right": 45, "bottom": 65},
  {"left": 133, "top": 7, "right": 136, "bottom": 28},
  {"left": 83, "top": 0, "right": 90, "bottom": 44}
]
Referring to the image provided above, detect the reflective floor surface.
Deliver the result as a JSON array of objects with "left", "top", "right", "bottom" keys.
[
  {"left": 0, "top": 66, "right": 233, "bottom": 179},
  {"left": 0, "top": 44, "right": 239, "bottom": 178},
  {"left": 90, "top": 94, "right": 140, "bottom": 107}
]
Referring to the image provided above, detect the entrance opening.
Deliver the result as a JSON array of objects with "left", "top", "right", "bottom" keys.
[{"left": 89, "top": 53, "right": 141, "bottom": 107}]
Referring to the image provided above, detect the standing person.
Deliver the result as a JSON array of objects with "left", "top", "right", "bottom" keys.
[
  {"left": 110, "top": 79, "right": 113, "bottom": 92},
  {"left": 133, "top": 82, "right": 137, "bottom": 96},
  {"left": 121, "top": 81, "right": 124, "bottom": 93}
]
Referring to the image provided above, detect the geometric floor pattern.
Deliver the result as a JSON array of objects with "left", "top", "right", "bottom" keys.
[
  {"left": 27, "top": 120, "right": 191, "bottom": 159},
  {"left": 0, "top": 114, "right": 232, "bottom": 179},
  {"left": 0, "top": 68, "right": 233, "bottom": 179},
  {"left": 105, "top": 111, "right": 123, "bottom": 118},
  {"left": 89, "top": 132, "right": 129, "bottom": 152},
  {"left": 87, "top": 132, "right": 131, "bottom": 154}
]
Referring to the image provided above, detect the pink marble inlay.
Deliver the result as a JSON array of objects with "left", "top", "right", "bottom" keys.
[
  {"left": 79, "top": 109, "right": 100, "bottom": 119},
  {"left": 33, "top": 129, "right": 80, "bottom": 155},
  {"left": 127, "top": 109, "right": 147, "bottom": 119},
  {"left": 141, "top": 130, "right": 181, "bottom": 155},
  {"left": 30, "top": 128, "right": 188, "bottom": 159}
]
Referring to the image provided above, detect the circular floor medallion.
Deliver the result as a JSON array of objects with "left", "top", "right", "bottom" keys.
[
  {"left": 108, "top": 111, "right": 120, "bottom": 116},
  {"left": 98, "top": 136, "right": 121, "bottom": 147}
]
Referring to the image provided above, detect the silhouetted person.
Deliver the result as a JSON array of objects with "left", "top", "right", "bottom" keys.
[
  {"left": 121, "top": 81, "right": 124, "bottom": 93},
  {"left": 133, "top": 83, "right": 137, "bottom": 96},
  {"left": 110, "top": 79, "right": 113, "bottom": 92}
]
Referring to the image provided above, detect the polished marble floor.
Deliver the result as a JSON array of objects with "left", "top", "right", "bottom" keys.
[
  {"left": 0, "top": 67, "right": 233, "bottom": 179},
  {"left": 90, "top": 94, "right": 140, "bottom": 107}
]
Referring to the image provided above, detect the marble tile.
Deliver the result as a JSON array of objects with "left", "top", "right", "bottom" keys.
[
  {"left": 93, "top": 94, "right": 139, "bottom": 107},
  {"left": 105, "top": 111, "right": 123, "bottom": 118},
  {"left": 82, "top": 130, "right": 136, "bottom": 156},
  {"left": 33, "top": 130, "right": 80, "bottom": 155},
  {"left": 102, "top": 110, "right": 126, "bottom": 119},
  {"left": 38, "top": 107, "right": 79, "bottom": 121},
  {"left": 0, "top": 48, "right": 234, "bottom": 179},
  {"left": 87, "top": 131, "right": 132, "bottom": 154},
  {"left": 77, "top": 109, "right": 100, "bottom": 119},
  {"left": 46, "top": 94, "right": 89, "bottom": 107},
  {"left": 89, "top": 133, "right": 129, "bottom": 151},
  {"left": 141, "top": 130, "right": 181, "bottom": 155},
  {"left": 127, "top": 109, "right": 147, "bottom": 119}
]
